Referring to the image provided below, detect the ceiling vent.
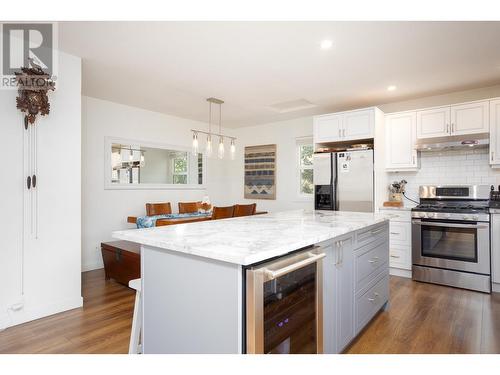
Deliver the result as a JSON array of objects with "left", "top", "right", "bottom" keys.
[{"left": 268, "top": 99, "right": 317, "bottom": 113}]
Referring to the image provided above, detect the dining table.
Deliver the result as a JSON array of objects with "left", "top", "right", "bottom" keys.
[{"left": 127, "top": 211, "right": 268, "bottom": 228}]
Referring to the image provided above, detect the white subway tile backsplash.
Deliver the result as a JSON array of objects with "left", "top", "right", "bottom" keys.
[{"left": 388, "top": 148, "right": 495, "bottom": 201}]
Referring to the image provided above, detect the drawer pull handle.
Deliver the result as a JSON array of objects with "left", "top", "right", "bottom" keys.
[
  {"left": 371, "top": 228, "right": 385, "bottom": 235},
  {"left": 390, "top": 232, "right": 399, "bottom": 235},
  {"left": 368, "top": 297, "right": 375, "bottom": 302},
  {"left": 390, "top": 255, "right": 400, "bottom": 258},
  {"left": 368, "top": 259, "right": 379, "bottom": 264}
]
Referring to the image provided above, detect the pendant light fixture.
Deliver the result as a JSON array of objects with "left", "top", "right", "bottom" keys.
[{"left": 191, "top": 97, "right": 236, "bottom": 160}]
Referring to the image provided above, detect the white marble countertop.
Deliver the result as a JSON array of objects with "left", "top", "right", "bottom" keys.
[{"left": 112, "top": 210, "right": 391, "bottom": 266}]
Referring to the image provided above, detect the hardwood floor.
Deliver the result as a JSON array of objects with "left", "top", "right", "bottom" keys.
[
  {"left": 0, "top": 269, "right": 135, "bottom": 354},
  {"left": 1, "top": 270, "right": 499, "bottom": 354},
  {"left": 347, "top": 276, "right": 500, "bottom": 354}
]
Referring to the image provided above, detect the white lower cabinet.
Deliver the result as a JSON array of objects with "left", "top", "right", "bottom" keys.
[
  {"left": 323, "top": 222, "right": 389, "bottom": 353},
  {"left": 380, "top": 209, "right": 412, "bottom": 272},
  {"left": 490, "top": 213, "right": 500, "bottom": 285}
]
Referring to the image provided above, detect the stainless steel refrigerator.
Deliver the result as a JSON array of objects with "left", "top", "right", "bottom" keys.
[{"left": 313, "top": 149, "right": 374, "bottom": 212}]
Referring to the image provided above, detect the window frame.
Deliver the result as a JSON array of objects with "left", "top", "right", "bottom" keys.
[
  {"left": 296, "top": 137, "right": 314, "bottom": 199},
  {"left": 171, "top": 153, "right": 189, "bottom": 185}
]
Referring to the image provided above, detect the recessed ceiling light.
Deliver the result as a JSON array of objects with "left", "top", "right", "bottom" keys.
[
  {"left": 387, "top": 85, "right": 397, "bottom": 91},
  {"left": 320, "top": 40, "right": 333, "bottom": 50}
]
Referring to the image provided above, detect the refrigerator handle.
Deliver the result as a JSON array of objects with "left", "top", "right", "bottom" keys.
[{"left": 332, "top": 153, "right": 338, "bottom": 211}]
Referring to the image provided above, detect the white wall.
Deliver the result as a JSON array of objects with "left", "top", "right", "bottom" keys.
[
  {"left": 82, "top": 97, "right": 234, "bottom": 271},
  {"left": 0, "top": 51, "right": 82, "bottom": 329},
  {"left": 228, "top": 117, "right": 314, "bottom": 213}
]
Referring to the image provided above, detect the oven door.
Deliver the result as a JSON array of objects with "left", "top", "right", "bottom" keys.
[
  {"left": 412, "top": 219, "right": 490, "bottom": 274},
  {"left": 246, "top": 247, "right": 325, "bottom": 354}
]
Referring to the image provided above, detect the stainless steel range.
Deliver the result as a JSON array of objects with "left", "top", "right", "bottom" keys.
[{"left": 411, "top": 185, "right": 491, "bottom": 293}]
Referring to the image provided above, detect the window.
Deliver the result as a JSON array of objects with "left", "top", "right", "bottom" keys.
[
  {"left": 297, "top": 138, "right": 314, "bottom": 196},
  {"left": 172, "top": 153, "right": 188, "bottom": 184}
]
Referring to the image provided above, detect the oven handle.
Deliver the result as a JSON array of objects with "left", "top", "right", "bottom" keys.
[
  {"left": 411, "top": 220, "right": 488, "bottom": 229},
  {"left": 263, "top": 252, "right": 326, "bottom": 280}
]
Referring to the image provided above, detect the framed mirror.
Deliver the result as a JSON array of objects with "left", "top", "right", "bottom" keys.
[{"left": 104, "top": 137, "right": 205, "bottom": 189}]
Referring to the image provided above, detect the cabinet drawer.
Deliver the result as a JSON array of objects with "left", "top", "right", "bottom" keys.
[
  {"left": 389, "top": 245, "right": 411, "bottom": 270},
  {"left": 389, "top": 222, "right": 410, "bottom": 246},
  {"left": 355, "top": 239, "right": 389, "bottom": 290},
  {"left": 379, "top": 210, "right": 411, "bottom": 222},
  {"left": 355, "top": 273, "right": 389, "bottom": 334},
  {"left": 356, "top": 222, "right": 388, "bottom": 249}
]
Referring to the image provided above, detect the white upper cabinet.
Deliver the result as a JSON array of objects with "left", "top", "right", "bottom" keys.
[
  {"left": 343, "top": 109, "right": 375, "bottom": 141},
  {"left": 314, "top": 114, "right": 343, "bottom": 143},
  {"left": 490, "top": 99, "right": 500, "bottom": 165},
  {"left": 314, "top": 108, "right": 375, "bottom": 145},
  {"left": 416, "top": 100, "right": 489, "bottom": 140},
  {"left": 385, "top": 112, "right": 418, "bottom": 170},
  {"left": 416, "top": 106, "right": 450, "bottom": 139},
  {"left": 451, "top": 101, "right": 489, "bottom": 136}
]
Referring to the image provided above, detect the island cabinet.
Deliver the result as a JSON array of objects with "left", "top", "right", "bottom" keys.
[
  {"left": 113, "top": 211, "right": 391, "bottom": 354},
  {"left": 323, "top": 221, "right": 389, "bottom": 353},
  {"left": 322, "top": 233, "right": 355, "bottom": 354}
]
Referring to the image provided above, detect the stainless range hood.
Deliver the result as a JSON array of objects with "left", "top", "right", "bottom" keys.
[{"left": 415, "top": 134, "right": 489, "bottom": 152}]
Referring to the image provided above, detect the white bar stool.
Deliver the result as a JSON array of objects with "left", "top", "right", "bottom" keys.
[{"left": 128, "top": 278, "right": 142, "bottom": 354}]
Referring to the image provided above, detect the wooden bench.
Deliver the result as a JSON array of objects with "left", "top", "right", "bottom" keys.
[{"left": 101, "top": 240, "right": 140, "bottom": 286}]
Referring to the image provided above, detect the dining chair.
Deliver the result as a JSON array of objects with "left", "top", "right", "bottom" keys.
[
  {"left": 178, "top": 201, "right": 202, "bottom": 214},
  {"left": 233, "top": 203, "right": 257, "bottom": 217},
  {"left": 211, "top": 206, "right": 235, "bottom": 220},
  {"left": 145, "top": 202, "right": 172, "bottom": 216}
]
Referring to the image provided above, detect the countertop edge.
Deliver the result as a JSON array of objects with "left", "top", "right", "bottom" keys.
[{"left": 112, "top": 216, "right": 390, "bottom": 266}]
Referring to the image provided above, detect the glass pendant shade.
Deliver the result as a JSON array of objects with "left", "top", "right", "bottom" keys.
[
  {"left": 230, "top": 139, "right": 236, "bottom": 160},
  {"left": 218, "top": 137, "right": 225, "bottom": 159},
  {"left": 192, "top": 132, "right": 199, "bottom": 155},
  {"left": 206, "top": 134, "right": 213, "bottom": 157}
]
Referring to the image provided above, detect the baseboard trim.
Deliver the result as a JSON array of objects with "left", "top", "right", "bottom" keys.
[
  {"left": 493, "top": 283, "right": 500, "bottom": 293},
  {"left": 82, "top": 261, "right": 104, "bottom": 272},
  {"left": 390, "top": 267, "right": 412, "bottom": 278},
  {"left": 1, "top": 296, "right": 83, "bottom": 330}
]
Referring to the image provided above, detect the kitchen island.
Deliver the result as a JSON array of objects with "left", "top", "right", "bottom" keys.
[{"left": 113, "top": 210, "right": 391, "bottom": 354}]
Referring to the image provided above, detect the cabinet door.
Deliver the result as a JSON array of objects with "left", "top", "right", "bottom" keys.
[
  {"left": 335, "top": 236, "right": 354, "bottom": 352},
  {"left": 491, "top": 214, "right": 500, "bottom": 284},
  {"left": 416, "top": 106, "right": 450, "bottom": 139},
  {"left": 322, "top": 235, "right": 354, "bottom": 354},
  {"left": 450, "top": 101, "right": 489, "bottom": 136},
  {"left": 385, "top": 112, "right": 418, "bottom": 170},
  {"left": 314, "top": 114, "right": 343, "bottom": 143},
  {"left": 343, "top": 109, "right": 374, "bottom": 141},
  {"left": 490, "top": 99, "right": 500, "bottom": 165}
]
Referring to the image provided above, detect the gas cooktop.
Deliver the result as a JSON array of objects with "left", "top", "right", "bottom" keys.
[{"left": 413, "top": 200, "right": 490, "bottom": 214}]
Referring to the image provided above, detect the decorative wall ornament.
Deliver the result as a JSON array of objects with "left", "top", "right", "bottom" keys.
[
  {"left": 244, "top": 144, "right": 276, "bottom": 200},
  {"left": 15, "top": 58, "right": 56, "bottom": 124}
]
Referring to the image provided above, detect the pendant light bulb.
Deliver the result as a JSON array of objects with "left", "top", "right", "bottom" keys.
[
  {"left": 218, "top": 137, "right": 225, "bottom": 159},
  {"left": 230, "top": 139, "right": 236, "bottom": 160},
  {"left": 206, "top": 134, "right": 212, "bottom": 157},
  {"left": 192, "top": 132, "right": 199, "bottom": 155}
]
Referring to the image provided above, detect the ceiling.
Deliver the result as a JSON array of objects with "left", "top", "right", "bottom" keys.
[{"left": 59, "top": 21, "right": 500, "bottom": 128}]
